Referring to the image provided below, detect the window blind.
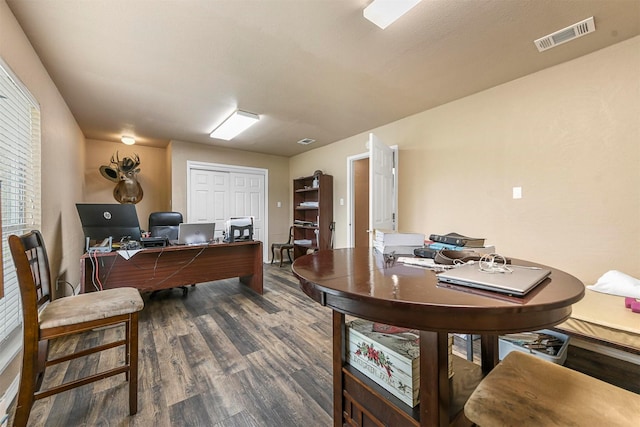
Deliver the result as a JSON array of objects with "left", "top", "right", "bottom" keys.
[{"left": 0, "top": 57, "right": 41, "bottom": 348}]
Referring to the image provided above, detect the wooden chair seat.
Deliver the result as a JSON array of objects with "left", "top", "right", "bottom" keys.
[
  {"left": 464, "top": 350, "right": 640, "bottom": 426},
  {"left": 9, "top": 230, "right": 144, "bottom": 427},
  {"left": 39, "top": 287, "right": 143, "bottom": 330}
]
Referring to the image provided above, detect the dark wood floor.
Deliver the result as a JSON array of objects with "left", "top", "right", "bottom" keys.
[
  {"left": 10, "top": 263, "right": 636, "bottom": 426},
  {"left": 14, "top": 264, "right": 338, "bottom": 426},
  {"left": 11, "top": 263, "right": 477, "bottom": 427}
]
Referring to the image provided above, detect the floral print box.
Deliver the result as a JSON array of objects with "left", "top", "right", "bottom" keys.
[{"left": 347, "top": 319, "right": 454, "bottom": 408}]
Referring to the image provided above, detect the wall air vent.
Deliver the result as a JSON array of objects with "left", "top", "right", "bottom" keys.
[
  {"left": 534, "top": 17, "right": 595, "bottom": 52},
  {"left": 297, "top": 138, "right": 316, "bottom": 145}
]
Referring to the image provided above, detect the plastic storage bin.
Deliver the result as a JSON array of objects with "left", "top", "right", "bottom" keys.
[{"left": 498, "top": 329, "right": 570, "bottom": 365}]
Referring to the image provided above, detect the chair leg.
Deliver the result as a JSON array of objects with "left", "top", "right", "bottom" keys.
[
  {"left": 13, "top": 339, "right": 40, "bottom": 427},
  {"left": 287, "top": 248, "right": 293, "bottom": 263},
  {"left": 125, "top": 320, "right": 131, "bottom": 382},
  {"left": 270, "top": 245, "right": 276, "bottom": 264},
  {"left": 128, "top": 312, "right": 139, "bottom": 415},
  {"left": 279, "top": 247, "right": 286, "bottom": 267},
  {"left": 35, "top": 340, "right": 49, "bottom": 391},
  {"left": 13, "top": 383, "right": 34, "bottom": 427}
]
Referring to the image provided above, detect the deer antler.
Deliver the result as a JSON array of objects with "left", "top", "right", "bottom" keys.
[
  {"left": 110, "top": 151, "right": 120, "bottom": 167},
  {"left": 131, "top": 153, "right": 140, "bottom": 169}
]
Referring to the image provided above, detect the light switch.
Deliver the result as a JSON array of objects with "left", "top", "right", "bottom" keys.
[
  {"left": 512, "top": 187, "right": 522, "bottom": 199},
  {"left": 277, "top": 201, "right": 282, "bottom": 208},
  {"left": 340, "top": 198, "right": 344, "bottom": 206}
]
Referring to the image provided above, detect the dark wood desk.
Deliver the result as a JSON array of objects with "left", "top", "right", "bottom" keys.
[
  {"left": 292, "top": 248, "right": 584, "bottom": 427},
  {"left": 81, "top": 241, "right": 263, "bottom": 294}
]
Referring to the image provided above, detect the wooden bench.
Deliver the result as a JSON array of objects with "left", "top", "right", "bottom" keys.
[{"left": 464, "top": 350, "right": 640, "bottom": 426}]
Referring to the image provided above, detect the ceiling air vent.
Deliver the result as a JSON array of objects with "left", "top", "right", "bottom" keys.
[
  {"left": 297, "top": 138, "right": 316, "bottom": 145},
  {"left": 534, "top": 17, "right": 595, "bottom": 52}
]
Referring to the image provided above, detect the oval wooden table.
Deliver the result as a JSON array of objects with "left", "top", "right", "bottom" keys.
[{"left": 292, "top": 248, "right": 584, "bottom": 427}]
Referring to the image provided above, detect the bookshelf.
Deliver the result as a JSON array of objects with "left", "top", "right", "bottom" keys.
[{"left": 292, "top": 173, "right": 333, "bottom": 259}]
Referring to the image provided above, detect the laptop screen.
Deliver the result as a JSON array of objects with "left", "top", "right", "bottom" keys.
[{"left": 177, "top": 223, "right": 215, "bottom": 245}]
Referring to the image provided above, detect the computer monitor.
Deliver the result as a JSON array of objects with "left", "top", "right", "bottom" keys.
[{"left": 76, "top": 203, "right": 142, "bottom": 243}]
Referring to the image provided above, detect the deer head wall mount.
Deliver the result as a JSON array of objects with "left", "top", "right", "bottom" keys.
[{"left": 99, "top": 152, "right": 144, "bottom": 204}]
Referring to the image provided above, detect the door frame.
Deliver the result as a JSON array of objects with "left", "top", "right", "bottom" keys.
[
  {"left": 346, "top": 145, "right": 398, "bottom": 248},
  {"left": 187, "top": 160, "right": 269, "bottom": 262}
]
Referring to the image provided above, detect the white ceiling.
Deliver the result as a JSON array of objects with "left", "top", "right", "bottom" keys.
[{"left": 7, "top": 0, "right": 640, "bottom": 157}]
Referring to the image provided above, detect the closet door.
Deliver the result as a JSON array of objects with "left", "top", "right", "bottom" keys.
[
  {"left": 229, "top": 172, "right": 264, "bottom": 241},
  {"left": 189, "top": 168, "right": 229, "bottom": 238},
  {"left": 188, "top": 167, "right": 265, "bottom": 242}
]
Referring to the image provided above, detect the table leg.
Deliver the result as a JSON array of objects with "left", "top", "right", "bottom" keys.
[
  {"left": 332, "top": 311, "right": 345, "bottom": 427},
  {"left": 420, "top": 331, "right": 450, "bottom": 427},
  {"left": 480, "top": 334, "right": 499, "bottom": 374},
  {"left": 239, "top": 243, "right": 264, "bottom": 294}
]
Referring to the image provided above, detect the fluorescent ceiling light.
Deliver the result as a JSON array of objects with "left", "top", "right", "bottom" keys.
[
  {"left": 210, "top": 110, "right": 260, "bottom": 140},
  {"left": 363, "top": 0, "right": 422, "bottom": 30},
  {"left": 121, "top": 136, "right": 136, "bottom": 145}
]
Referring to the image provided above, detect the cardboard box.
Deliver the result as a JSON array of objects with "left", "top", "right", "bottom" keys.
[{"left": 346, "top": 319, "right": 453, "bottom": 407}]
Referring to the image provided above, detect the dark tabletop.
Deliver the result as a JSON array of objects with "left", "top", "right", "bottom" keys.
[{"left": 292, "top": 248, "right": 585, "bottom": 334}]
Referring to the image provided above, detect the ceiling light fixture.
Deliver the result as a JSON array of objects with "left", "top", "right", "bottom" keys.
[
  {"left": 363, "top": 0, "right": 422, "bottom": 30},
  {"left": 210, "top": 110, "right": 260, "bottom": 140},
  {"left": 121, "top": 136, "right": 136, "bottom": 145}
]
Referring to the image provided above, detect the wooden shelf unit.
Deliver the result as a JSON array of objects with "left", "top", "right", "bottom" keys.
[{"left": 292, "top": 173, "right": 333, "bottom": 259}]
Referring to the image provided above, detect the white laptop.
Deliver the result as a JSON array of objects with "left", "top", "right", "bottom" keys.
[
  {"left": 437, "top": 262, "right": 551, "bottom": 296},
  {"left": 177, "top": 222, "right": 215, "bottom": 245}
]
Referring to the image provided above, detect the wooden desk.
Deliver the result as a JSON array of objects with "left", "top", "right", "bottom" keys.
[
  {"left": 81, "top": 241, "right": 263, "bottom": 294},
  {"left": 292, "top": 248, "right": 584, "bottom": 427}
]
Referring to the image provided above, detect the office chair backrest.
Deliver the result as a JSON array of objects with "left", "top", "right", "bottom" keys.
[
  {"left": 148, "top": 211, "right": 183, "bottom": 240},
  {"left": 8, "top": 230, "right": 52, "bottom": 329}
]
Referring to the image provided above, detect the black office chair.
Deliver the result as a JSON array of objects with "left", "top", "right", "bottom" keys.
[
  {"left": 147, "top": 212, "right": 191, "bottom": 297},
  {"left": 148, "top": 211, "right": 183, "bottom": 240}
]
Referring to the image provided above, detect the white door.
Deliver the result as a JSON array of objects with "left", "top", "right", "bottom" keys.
[
  {"left": 188, "top": 165, "right": 266, "bottom": 244},
  {"left": 229, "top": 172, "right": 264, "bottom": 241},
  {"left": 369, "top": 133, "right": 396, "bottom": 235},
  {"left": 189, "top": 168, "right": 229, "bottom": 222}
]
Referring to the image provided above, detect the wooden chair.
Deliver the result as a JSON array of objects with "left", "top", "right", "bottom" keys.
[
  {"left": 271, "top": 226, "right": 294, "bottom": 267},
  {"left": 464, "top": 350, "right": 640, "bottom": 426},
  {"left": 8, "top": 230, "right": 144, "bottom": 427}
]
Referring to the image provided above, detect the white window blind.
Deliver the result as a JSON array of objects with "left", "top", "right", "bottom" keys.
[{"left": 0, "top": 57, "right": 41, "bottom": 348}]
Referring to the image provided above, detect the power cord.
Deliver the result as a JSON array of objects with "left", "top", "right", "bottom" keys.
[
  {"left": 477, "top": 253, "right": 512, "bottom": 274},
  {"left": 56, "top": 279, "right": 78, "bottom": 296}
]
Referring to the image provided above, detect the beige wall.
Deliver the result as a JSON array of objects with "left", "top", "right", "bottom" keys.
[
  {"left": 291, "top": 36, "right": 640, "bottom": 286},
  {"left": 1, "top": 0, "right": 86, "bottom": 392},
  {"left": 84, "top": 139, "right": 170, "bottom": 230},
  {"left": 1, "top": 1, "right": 86, "bottom": 286},
  {"left": 170, "top": 140, "right": 291, "bottom": 250}
]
